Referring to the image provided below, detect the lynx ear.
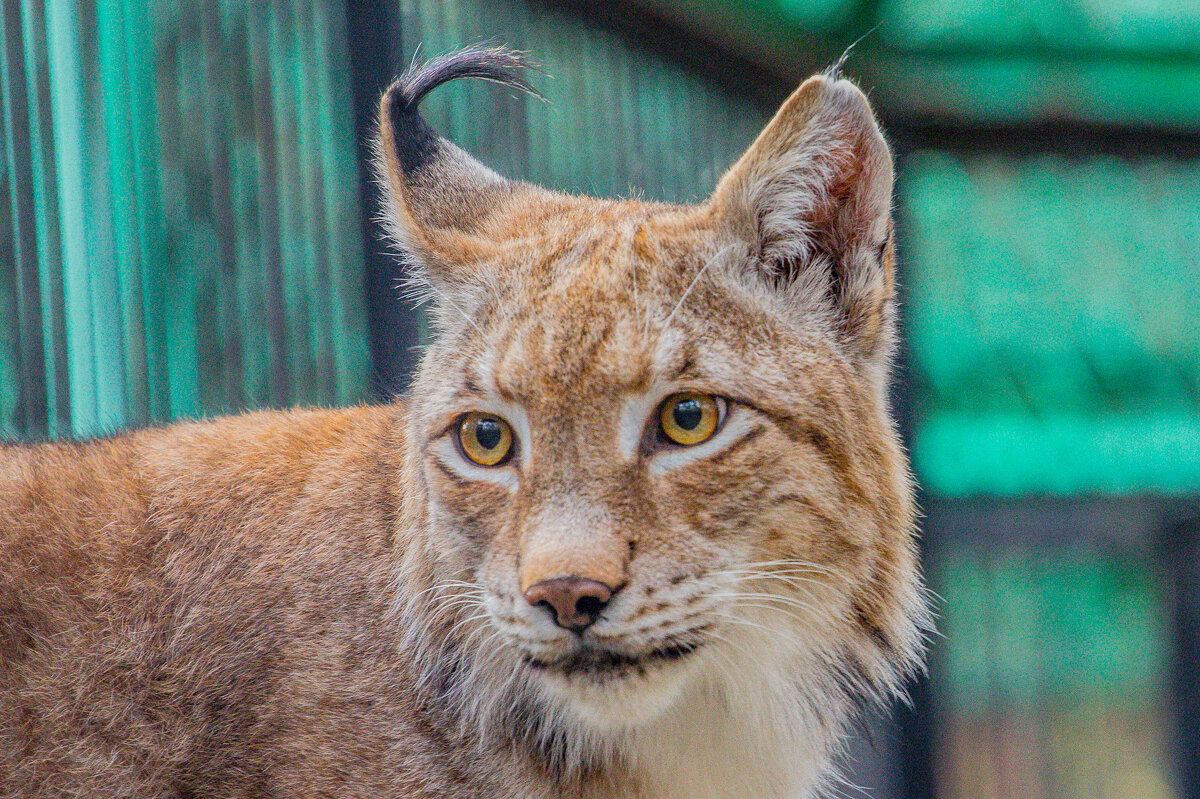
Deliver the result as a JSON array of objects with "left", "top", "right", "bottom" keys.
[
  {"left": 375, "top": 47, "right": 544, "bottom": 284},
  {"left": 710, "top": 73, "right": 896, "bottom": 369}
]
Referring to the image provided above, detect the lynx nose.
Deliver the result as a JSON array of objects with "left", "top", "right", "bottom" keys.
[{"left": 523, "top": 577, "right": 614, "bottom": 632}]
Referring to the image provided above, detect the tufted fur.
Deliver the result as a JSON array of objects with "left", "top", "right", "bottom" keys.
[{"left": 0, "top": 46, "right": 929, "bottom": 798}]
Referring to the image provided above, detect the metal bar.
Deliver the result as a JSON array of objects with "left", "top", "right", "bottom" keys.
[
  {"left": 1, "top": 0, "right": 50, "bottom": 438},
  {"left": 1169, "top": 518, "right": 1200, "bottom": 799},
  {"left": 45, "top": 0, "right": 102, "bottom": 436},
  {"left": 346, "top": 0, "right": 420, "bottom": 398}
]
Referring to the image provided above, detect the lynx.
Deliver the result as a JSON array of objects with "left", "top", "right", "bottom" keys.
[{"left": 0, "top": 47, "right": 929, "bottom": 798}]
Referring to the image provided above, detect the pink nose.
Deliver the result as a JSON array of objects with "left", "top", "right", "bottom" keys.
[{"left": 523, "top": 577, "right": 615, "bottom": 632}]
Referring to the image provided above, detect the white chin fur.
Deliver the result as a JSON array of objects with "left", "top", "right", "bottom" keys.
[
  {"left": 533, "top": 638, "right": 831, "bottom": 799},
  {"left": 535, "top": 653, "right": 704, "bottom": 729}
]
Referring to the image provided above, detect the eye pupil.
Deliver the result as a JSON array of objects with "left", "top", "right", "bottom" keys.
[
  {"left": 672, "top": 399, "right": 703, "bottom": 431},
  {"left": 474, "top": 418, "right": 503, "bottom": 450},
  {"left": 658, "top": 392, "right": 722, "bottom": 448},
  {"left": 457, "top": 412, "right": 513, "bottom": 467}
]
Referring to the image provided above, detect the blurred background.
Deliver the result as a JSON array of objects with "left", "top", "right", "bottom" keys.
[{"left": 1, "top": 1, "right": 1198, "bottom": 797}]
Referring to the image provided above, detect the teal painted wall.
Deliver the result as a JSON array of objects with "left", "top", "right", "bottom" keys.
[
  {"left": 397, "top": 0, "right": 770, "bottom": 203},
  {"left": 903, "top": 151, "right": 1200, "bottom": 497},
  {"left": 650, "top": 0, "right": 1200, "bottom": 128},
  {"left": 0, "top": 0, "right": 370, "bottom": 440}
]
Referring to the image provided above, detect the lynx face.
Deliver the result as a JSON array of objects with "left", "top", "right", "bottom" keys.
[
  {"left": 380, "top": 48, "right": 928, "bottom": 753},
  {"left": 404, "top": 229, "right": 893, "bottom": 728}
]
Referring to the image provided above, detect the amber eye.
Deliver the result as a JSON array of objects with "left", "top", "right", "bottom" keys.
[
  {"left": 457, "top": 412, "right": 514, "bottom": 466},
  {"left": 659, "top": 392, "right": 722, "bottom": 446}
]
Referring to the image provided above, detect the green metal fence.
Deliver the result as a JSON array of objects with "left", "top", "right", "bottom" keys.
[
  {"left": 636, "top": 0, "right": 1200, "bottom": 128},
  {"left": 0, "top": 0, "right": 370, "bottom": 441},
  {"left": 903, "top": 150, "right": 1200, "bottom": 497}
]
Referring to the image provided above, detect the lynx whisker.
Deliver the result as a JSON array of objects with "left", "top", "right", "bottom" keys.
[
  {"left": 701, "top": 608, "right": 784, "bottom": 642},
  {"left": 693, "top": 571, "right": 831, "bottom": 609},
  {"left": 414, "top": 578, "right": 483, "bottom": 595},
  {"left": 705, "top": 587, "right": 845, "bottom": 630},
  {"left": 723, "top": 590, "right": 841, "bottom": 620},
  {"left": 719, "top": 570, "right": 829, "bottom": 590},
  {"left": 724, "top": 557, "right": 846, "bottom": 578},
  {"left": 446, "top": 610, "right": 491, "bottom": 639},
  {"left": 404, "top": 271, "right": 488, "bottom": 337},
  {"left": 711, "top": 601, "right": 830, "bottom": 640},
  {"left": 660, "top": 243, "right": 734, "bottom": 333},
  {"left": 687, "top": 628, "right": 747, "bottom": 679}
]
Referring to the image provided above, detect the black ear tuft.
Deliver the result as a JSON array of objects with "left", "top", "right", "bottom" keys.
[
  {"left": 384, "top": 46, "right": 541, "bottom": 177},
  {"left": 374, "top": 45, "right": 570, "bottom": 304},
  {"left": 391, "top": 45, "right": 540, "bottom": 115},
  {"left": 824, "top": 25, "right": 879, "bottom": 82}
]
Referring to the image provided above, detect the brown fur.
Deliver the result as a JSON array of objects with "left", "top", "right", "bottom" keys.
[{"left": 1, "top": 48, "right": 927, "bottom": 798}]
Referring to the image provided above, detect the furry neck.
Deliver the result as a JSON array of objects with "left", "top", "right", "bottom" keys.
[
  {"left": 406, "top": 611, "right": 842, "bottom": 799},
  {"left": 391, "top": 510, "right": 847, "bottom": 798},
  {"left": 613, "top": 671, "right": 839, "bottom": 799}
]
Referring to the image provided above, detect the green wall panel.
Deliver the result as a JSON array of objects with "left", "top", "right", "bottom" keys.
[
  {"left": 642, "top": 0, "right": 1200, "bottom": 127},
  {"left": 0, "top": 0, "right": 370, "bottom": 441},
  {"left": 721, "top": 0, "right": 1200, "bottom": 57},
  {"left": 877, "top": 0, "right": 1200, "bottom": 57},
  {"left": 397, "top": 0, "right": 771, "bottom": 204},
  {"left": 858, "top": 54, "right": 1200, "bottom": 130},
  {"left": 935, "top": 547, "right": 1168, "bottom": 703},
  {"left": 902, "top": 150, "right": 1200, "bottom": 496},
  {"left": 933, "top": 544, "right": 1176, "bottom": 799}
]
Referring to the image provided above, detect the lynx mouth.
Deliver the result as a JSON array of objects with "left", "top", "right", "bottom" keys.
[{"left": 523, "top": 640, "right": 703, "bottom": 677}]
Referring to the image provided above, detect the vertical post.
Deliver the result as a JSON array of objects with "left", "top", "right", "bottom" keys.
[
  {"left": 346, "top": 0, "right": 421, "bottom": 399},
  {"left": 890, "top": 201, "right": 940, "bottom": 799},
  {"left": 1170, "top": 517, "right": 1200, "bottom": 799},
  {"left": 896, "top": 663, "right": 938, "bottom": 799}
]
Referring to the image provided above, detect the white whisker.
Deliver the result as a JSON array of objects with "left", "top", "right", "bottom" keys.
[
  {"left": 406, "top": 272, "right": 488, "bottom": 337},
  {"left": 661, "top": 244, "right": 734, "bottom": 333}
]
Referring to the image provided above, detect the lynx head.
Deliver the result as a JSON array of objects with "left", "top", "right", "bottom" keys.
[{"left": 377, "top": 46, "right": 928, "bottom": 778}]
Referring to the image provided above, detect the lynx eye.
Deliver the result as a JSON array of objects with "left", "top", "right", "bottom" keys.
[
  {"left": 457, "top": 412, "right": 514, "bottom": 467},
  {"left": 659, "top": 392, "right": 724, "bottom": 446}
]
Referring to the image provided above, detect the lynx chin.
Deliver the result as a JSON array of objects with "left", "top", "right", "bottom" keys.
[{"left": 0, "top": 46, "right": 930, "bottom": 798}]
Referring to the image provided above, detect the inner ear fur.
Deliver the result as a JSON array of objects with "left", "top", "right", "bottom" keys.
[{"left": 709, "top": 73, "right": 897, "bottom": 368}]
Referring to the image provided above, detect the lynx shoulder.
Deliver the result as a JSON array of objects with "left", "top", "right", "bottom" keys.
[{"left": 1, "top": 47, "right": 929, "bottom": 799}]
